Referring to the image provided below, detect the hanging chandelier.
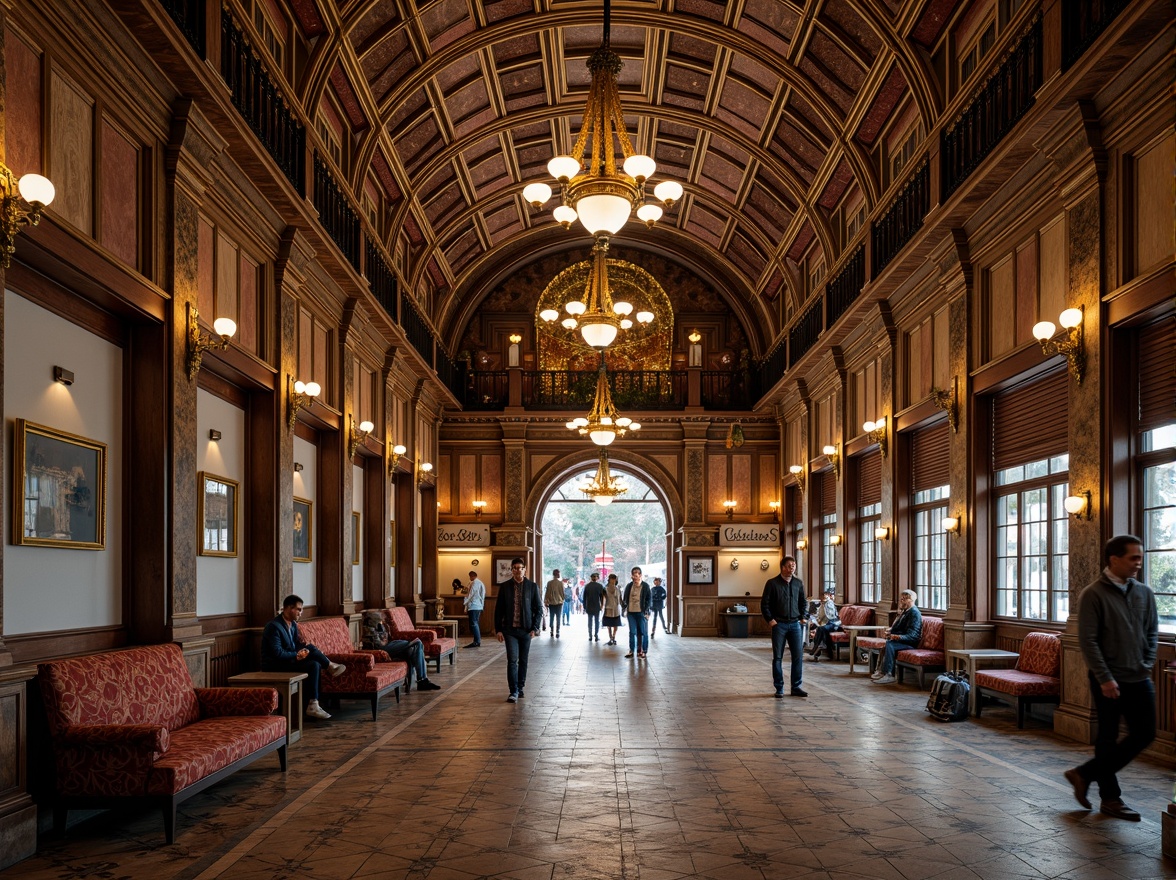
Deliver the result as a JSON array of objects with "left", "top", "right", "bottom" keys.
[
  {"left": 579, "top": 449, "right": 628, "bottom": 506},
  {"left": 565, "top": 356, "right": 641, "bottom": 446},
  {"left": 521, "top": 0, "right": 683, "bottom": 237}
]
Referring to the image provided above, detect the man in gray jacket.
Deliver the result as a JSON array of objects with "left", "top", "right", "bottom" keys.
[{"left": 1064, "top": 535, "right": 1158, "bottom": 821}]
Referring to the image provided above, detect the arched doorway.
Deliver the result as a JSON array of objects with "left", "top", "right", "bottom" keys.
[{"left": 527, "top": 451, "right": 683, "bottom": 633}]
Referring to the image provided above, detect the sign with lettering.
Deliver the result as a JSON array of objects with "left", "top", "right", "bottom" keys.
[
  {"left": 437, "top": 524, "right": 490, "bottom": 546},
  {"left": 719, "top": 524, "right": 780, "bottom": 547}
]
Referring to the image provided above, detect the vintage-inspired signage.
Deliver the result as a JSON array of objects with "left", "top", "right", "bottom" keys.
[
  {"left": 719, "top": 524, "right": 780, "bottom": 547},
  {"left": 438, "top": 523, "right": 490, "bottom": 546}
]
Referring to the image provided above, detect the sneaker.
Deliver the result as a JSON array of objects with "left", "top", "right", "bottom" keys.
[
  {"left": 556, "top": 632, "right": 560, "bottom": 639},
  {"left": 327, "top": 662, "right": 346, "bottom": 677},
  {"left": 595, "top": 636, "right": 600, "bottom": 642},
  {"left": 873, "top": 674, "right": 896, "bottom": 684},
  {"left": 791, "top": 688, "right": 808, "bottom": 697},
  {"left": 774, "top": 692, "right": 784, "bottom": 698},
  {"left": 418, "top": 679, "right": 441, "bottom": 691},
  {"left": 507, "top": 693, "right": 518, "bottom": 703},
  {"left": 870, "top": 671, "right": 885, "bottom": 680},
  {"left": 625, "top": 652, "right": 634, "bottom": 658},
  {"left": 306, "top": 701, "right": 331, "bottom": 720}
]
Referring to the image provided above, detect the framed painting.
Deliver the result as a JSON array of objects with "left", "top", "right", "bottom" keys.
[
  {"left": 198, "top": 471, "right": 238, "bottom": 557},
  {"left": 495, "top": 557, "right": 514, "bottom": 584},
  {"left": 351, "top": 511, "right": 360, "bottom": 565},
  {"left": 293, "top": 497, "right": 312, "bottom": 562},
  {"left": 13, "top": 419, "right": 107, "bottom": 549},
  {"left": 686, "top": 556, "right": 714, "bottom": 585}
]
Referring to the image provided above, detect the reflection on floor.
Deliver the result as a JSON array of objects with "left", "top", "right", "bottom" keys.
[{"left": 8, "top": 629, "right": 1173, "bottom": 879}]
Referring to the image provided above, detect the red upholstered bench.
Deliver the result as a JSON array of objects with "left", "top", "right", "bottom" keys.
[
  {"left": 298, "top": 617, "right": 407, "bottom": 720},
  {"left": 974, "top": 631, "right": 1062, "bottom": 728},
  {"left": 38, "top": 643, "right": 286, "bottom": 843},
  {"left": 828, "top": 605, "right": 875, "bottom": 660},
  {"left": 895, "top": 616, "right": 946, "bottom": 688},
  {"left": 385, "top": 606, "right": 457, "bottom": 673}
]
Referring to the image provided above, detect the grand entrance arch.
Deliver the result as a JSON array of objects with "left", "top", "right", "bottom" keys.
[{"left": 526, "top": 450, "right": 684, "bottom": 633}]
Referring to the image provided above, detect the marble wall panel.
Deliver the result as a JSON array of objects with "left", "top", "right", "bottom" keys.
[
  {"left": 49, "top": 70, "right": 92, "bottom": 235},
  {"left": 99, "top": 120, "right": 137, "bottom": 267},
  {"left": 6, "top": 35, "right": 41, "bottom": 176}
]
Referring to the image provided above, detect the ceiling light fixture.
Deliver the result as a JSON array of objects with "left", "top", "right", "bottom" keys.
[
  {"left": 566, "top": 354, "right": 641, "bottom": 446},
  {"left": 578, "top": 448, "right": 628, "bottom": 506}
]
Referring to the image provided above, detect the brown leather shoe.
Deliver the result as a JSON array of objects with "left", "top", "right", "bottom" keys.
[
  {"left": 1100, "top": 800, "right": 1141, "bottom": 821},
  {"left": 1063, "top": 769, "right": 1091, "bottom": 809}
]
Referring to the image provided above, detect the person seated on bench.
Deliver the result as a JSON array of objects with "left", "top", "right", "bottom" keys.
[
  {"left": 262, "top": 594, "right": 346, "bottom": 719},
  {"left": 871, "top": 590, "right": 922, "bottom": 685},
  {"left": 363, "top": 612, "right": 441, "bottom": 692},
  {"left": 808, "top": 586, "right": 842, "bottom": 662}
]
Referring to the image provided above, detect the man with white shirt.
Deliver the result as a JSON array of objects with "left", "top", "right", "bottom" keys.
[{"left": 463, "top": 569, "right": 485, "bottom": 648}]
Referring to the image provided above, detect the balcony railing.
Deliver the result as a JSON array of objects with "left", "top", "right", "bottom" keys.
[
  {"left": 941, "top": 14, "right": 1042, "bottom": 200},
  {"left": 789, "top": 298, "right": 823, "bottom": 369},
  {"left": 873, "top": 161, "right": 930, "bottom": 276},
  {"left": 523, "top": 370, "right": 687, "bottom": 410},
  {"left": 221, "top": 10, "right": 305, "bottom": 193},
  {"left": 701, "top": 371, "right": 756, "bottom": 409},
  {"left": 436, "top": 347, "right": 463, "bottom": 401},
  {"left": 313, "top": 157, "right": 361, "bottom": 272},
  {"left": 365, "top": 241, "right": 397, "bottom": 323},
  {"left": 1063, "top": 0, "right": 1130, "bottom": 70},
  {"left": 826, "top": 244, "right": 866, "bottom": 326},
  {"left": 464, "top": 371, "right": 508, "bottom": 410},
  {"left": 758, "top": 340, "right": 787, "bottom": 394},
  {"left": 400, "top": 296, "right": 434, "bottom": 367},
  {"left": 161, "top": 0, "right": 205, "bottom": 56}
]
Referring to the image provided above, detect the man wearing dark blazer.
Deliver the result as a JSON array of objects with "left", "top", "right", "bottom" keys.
[
  {"left": 761, "top": 556, "right": 808, "bottom": 698},
  {"left": 261, "top": 594, "right": 346, "bottom": 719},
  {"left": 494, "top": 557, "right": 543, "bottom": 702}
]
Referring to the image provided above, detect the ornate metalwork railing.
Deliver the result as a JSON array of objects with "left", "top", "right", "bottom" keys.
[
  {"left": 366, "top": 241, "right": 397, "bottom": 322},
  {"left": 789, "top": 298, "right": 823, "bottom": 369},
  {"left": 312, "top": 157, "right": 361, "bottom": 271},
  {"left": 826, "top": 244, "right": 866, "bottom": 326},
  {"left": 161, "top": 0, "right": 205, "bottom": 56},
  {"left": 400, "top": 296, "right": 433, "bottom": 367}
]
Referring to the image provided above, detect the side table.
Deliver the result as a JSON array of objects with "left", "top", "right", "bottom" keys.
[
  {"left": 228, "top": 671, "right": 307, "bottom": 745},
  {"left": 423, "top": 619, "right": 460, "bottom": 646},
  {"left": 843, "top": 625, "right": 884, "bottom": 674},
  {"left": 946, "top": 649, "right": 1020, "bottom": 716}
]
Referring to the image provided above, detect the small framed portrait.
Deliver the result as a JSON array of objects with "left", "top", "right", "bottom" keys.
[
  {"left": 495, "top": 557, "right": 514, "bottom": 584},
  {"left": 198, "top": 471, "right": 238, "bottom": 557},
  {"left": 389, "top": 519, "right": 396, "bottom": 565},
  {"left": 351, "top": 511, "right": 360, "bottom": 565},
  {"left": 13, "top": 419, "right": 107, "bottom": 549},
  {"left": 293, "top": 497, "right": 312, "bottom": 563},
  {"left": 686, "top": 556, "right": 714, "bottom": 585}
]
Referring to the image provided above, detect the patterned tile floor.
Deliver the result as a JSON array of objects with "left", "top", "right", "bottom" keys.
[{"left": 7, "top": 630, "right": 1174, "bottom": 879}]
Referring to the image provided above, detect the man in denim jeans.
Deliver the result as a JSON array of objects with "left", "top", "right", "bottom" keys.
[
  {"left": 495, "top": 558, "right": 543, "bottom": 702},
  {"left": 871, "top": 590, "right": 921, "bottom": 685},
  {"left": 761, "top": 556, "right": 807, "bottom": 698}
]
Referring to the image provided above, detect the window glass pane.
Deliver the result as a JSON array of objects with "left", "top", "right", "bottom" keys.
[
  {"left": 1050, "top": 454, "right": 1070, "bottom": 474},
  {"left": 1025, "top": 458, "right": 1049, "bottom": 480},
  {"left": 996, "top": 465, "right": 1024, "bottom": 486},
  {"left": 1142, "top": 424, "right": 1176, "bottom": 453},
  {"left": 1144, "top": 461, "right": 1176, "bottom": 508}
]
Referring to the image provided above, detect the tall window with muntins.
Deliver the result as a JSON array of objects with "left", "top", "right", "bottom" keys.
[
  {"left": 821, "top": 512, "right": 837, "bottom": 593},
  {"left": 1140, "top": 425, "right": 1175, "bottom": 631},
  {"left": 994, "top": 455, "right": 1070, "bottom": 621},
  {"left": 859, "top": 502, "right": 881, "bottom": 604},
  {"left": 912, "top": 486, "right": 949, "bottom": 611}
]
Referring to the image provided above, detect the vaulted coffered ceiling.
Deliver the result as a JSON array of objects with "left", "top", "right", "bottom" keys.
[{"left": 291, "top": 0, "right": 956, "bottom": 355}]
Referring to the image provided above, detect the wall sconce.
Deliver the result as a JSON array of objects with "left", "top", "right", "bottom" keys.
[
  {"left": 769, "top": 500, "right": 780, "bottom": 523},
  {"left": 508, "top": 333, "right": 522, "bottom": 367},
  {"left": 186, "top": 303, "right": 237, "bottom": 381},
  {"left": 0, "top": 165, "right": 55, "bottom": 269},
  {"left": 1064, "top": 489, "right": 1092, "bottom": 520},
  {"left": 347, "top": 415, "right": 374, "bottom": 457},
  {"left": 931, "top": 376, "right": 960, "bottom": 433},
  {"left": 723, "top": 499, "right": 736, "bottom": 520},
  {"left": 788, "top": 464, "right": 806, "bottom": 493},
  {"left": 829, "top": 534, "right": 843, "bottom": 546},
  {"left": 874, "top": 526, "right": 890, "bottom": 541},
  {"left": 208, "top": 429, "right": 222, "bottom": 442},
  {"left": 942, "top": 515, "right": 961, "bottom": 535},
  {"left": 822, "top": 444, "right": 841, "bottom": 480},
  {"left": 863, "top": 416, "right": 888, "bottom": 459},
  {"left": 418, "top": 461, "right": 434, "bottom": 484},
  {"left": 688, "top": 329, "right": 703, "bottom": 367},
  {"left": 1033, "top": 306, "right": 1085, "bottom": 384},
  {"left": 287, "top": 376, "right": 321, "bottom": 429},
  {"left": 796, "top": 538, "right": 808, "bottom": 551},
  {"left": 53, "top": 365, "right": 74, "bottom": 386},
  {"left": 730, "top": 558, "right": 740, "bottom": 570},
  {"left": 293, "top": 462, "right": 304, "bottom": 473},
  {"left": 389, "top": 444, "right": 407, "bottom": 475},
  {"left": 472, "top": 500, "right": 487, "bottom": 519}
]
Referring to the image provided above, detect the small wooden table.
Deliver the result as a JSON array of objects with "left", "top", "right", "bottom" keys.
[
  {"left": 843, "top": 625, "right": 884, "bottom": 674},
  {"left": 423, "top": 619, "right": 460, "bottom": 645},
  {"left": 947, "top": 649, "right": 1020, "bottom": 716},
  {"left": 228, "top": 671, "right": 307, "bottom": 745}
]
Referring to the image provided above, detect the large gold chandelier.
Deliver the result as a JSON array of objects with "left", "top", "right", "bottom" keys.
[
  {"left": 565, "top": 356, "right": 641, "bottom": 446},
  {"left": 579, "top": 449, "right": 628, "bottom": 506},
  {"left": 521, "top": 0, "right": 682, "bottom": 239}
]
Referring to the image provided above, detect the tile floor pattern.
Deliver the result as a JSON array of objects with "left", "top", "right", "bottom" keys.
[{"left": 7, "top": 631, "right": 1174, "bottom": 880}]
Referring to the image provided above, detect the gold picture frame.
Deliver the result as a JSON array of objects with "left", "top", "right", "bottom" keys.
[
  {"left": 13, "top": 419, "right": 107, "bottom": 549},
  {"left": 293, "top": 497, "right": 313, "bottom": 563},
  {"left": 198, "top": 471, "right": 238, "bottom": 557},
  {"left": 351, "top": 511, "right": 360, "bottom": 565}
]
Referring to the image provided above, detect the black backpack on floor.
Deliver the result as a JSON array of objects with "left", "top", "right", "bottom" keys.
[{"left": 926, "top": 671, "right": 970, "bottom": 722}]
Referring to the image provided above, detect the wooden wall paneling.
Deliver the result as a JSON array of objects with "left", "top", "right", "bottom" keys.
[
  {"left": 436, "top": 454, "right": 451, "bottom": 514},
  {"left": 758, "top": 454, "right": 778, "bottom": 514},
  {"left": 363, "top": 450, "right": 388, "bottom": 609},
  {"left": 246, "top": 385, "right": 280, "bottom": 626},
  {"left": 197, "top": 216, "right": 215, "bottom": 316},
  {"left": 1133, "top": 131, "right": 1176, "bottom": 276},
  {"left": 315, "top": 429, "right": 344, "bottom": 615},
  {"left": 312, "top": 322, "right": 330, "bottom": 404},
  {"left": 932, "top": 308, "right": 950, "bottom": 392},
  {"left": 1015, "top": 237, "right": 1037, "bottom": 346},
  {"left": 731, "top": 453, "right": 751, "bottom": 511},
  {"left": 238, "top": 252, "right": 259, "bottom": 356},
  {"left": 394, "top": 475, "right": 415, "bottom": 606},
  {"left": 216, "top": 231, "right": 238, "bottom": 323},
  {"left": 6, "top": 33, "right": 42, "bottom": 177},
  {"left": 1039, "top": 214, "right": 1066, "bottom": 321},
  {"left": 98, "top": 119, "right": 138, "bottom": 267},
  {"left": 905, "top": 323, "right": 922, "bottom": 408},
  {"left": 989, "top": 255, "right": 1015, "bottom": 359},
  {"left": 0, "top": 671, "right": 37, "bottom": 869},
  {"left": 483, "top": 453, "right": 502, "bottom": 515},
  {"left": 459, "top": 454, "right": 477, "bottom": 514},
  {"left": 49, "top": 68, "right": 93, "bottom": 235},
  {"left": 707, "top": 453, "right": 727, "bottom": 515}
]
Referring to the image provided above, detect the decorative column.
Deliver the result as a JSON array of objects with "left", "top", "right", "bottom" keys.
[
  {"left": 877, "top": 308, "right": 897, "bottom": 614},
  {"left": 678, "top": 423, "right": 716, "bottom": 636}
]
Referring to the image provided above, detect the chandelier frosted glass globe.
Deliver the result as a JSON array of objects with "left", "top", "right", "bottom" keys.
[
  {"left": 575, "top": 193, "right": 634, "bottom": 236},
  {"left": 590, "top": 429, "right": 616, "bottom": 446},
  {"left": 580, "top": 319, "right": 618, "bottom": 349}
]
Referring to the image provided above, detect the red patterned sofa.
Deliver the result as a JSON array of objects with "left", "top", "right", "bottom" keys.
[
  {"left": 384, "top": 606, "right": 456, "bottom": 673},
  {"left": 38, "top": 643, "right": 286, "bottom": 844},
  {"left": 974, "top": 631, "right": 1062, "bottom": 728},
  {"left": 298, "top": 617, "right": 407, "bottom": 719},
  {"left": 858, "top": 615, "right": 945, "bottom": 687},
  {"left": 828, "top": 605, "right": 875, "bottom": 660}
]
